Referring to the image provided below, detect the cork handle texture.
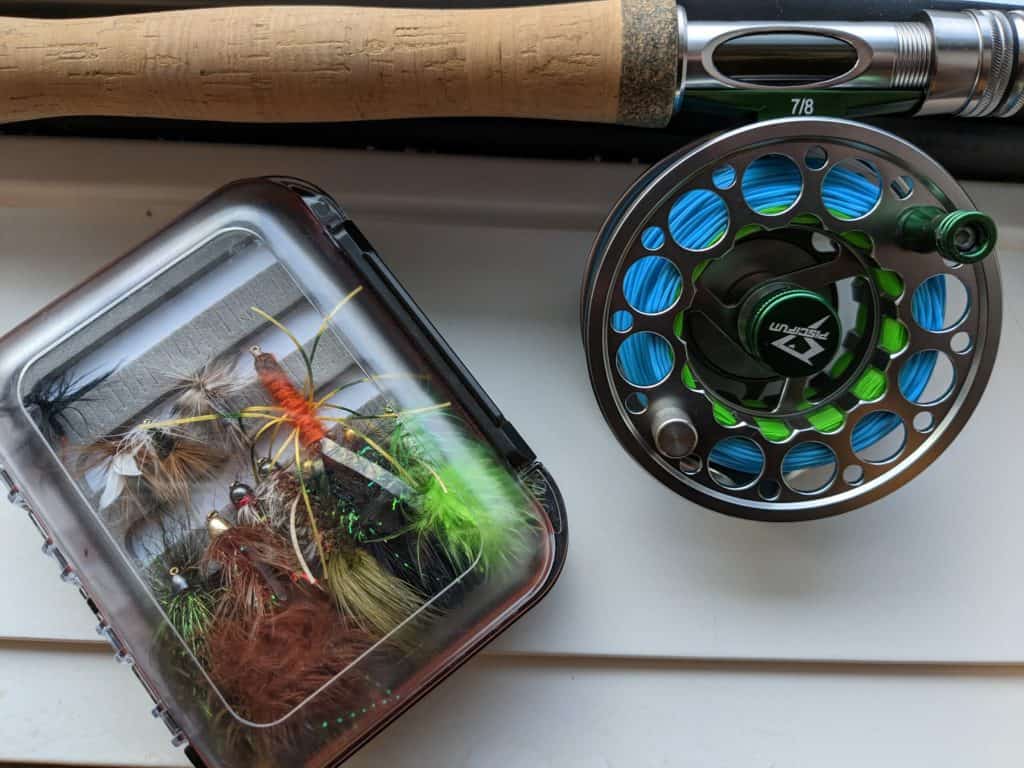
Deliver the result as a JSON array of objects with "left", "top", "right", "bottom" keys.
[{"left": 0, "top": 0, "right": 677, "bottom": 127}]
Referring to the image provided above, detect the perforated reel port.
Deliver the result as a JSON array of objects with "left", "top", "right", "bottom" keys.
[{"left": 582, "top": 118, "right": 1001, "bottom": 521}]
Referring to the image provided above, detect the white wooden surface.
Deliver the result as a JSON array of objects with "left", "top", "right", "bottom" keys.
[
  {"left": 0, "top": 136, "right": 1022, "bottom": 767},
  {"left": 6, "top": 644, "right": 1024, "bottom": 768}
]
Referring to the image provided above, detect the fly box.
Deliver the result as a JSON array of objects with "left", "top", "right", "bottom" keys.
[{"left": 0, "top": 178, "right": 567, "bottom": 767}]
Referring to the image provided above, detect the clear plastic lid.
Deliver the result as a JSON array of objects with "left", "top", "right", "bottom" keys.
[{"left": 0, "top": 179, "right": 565, "bottom": 767}]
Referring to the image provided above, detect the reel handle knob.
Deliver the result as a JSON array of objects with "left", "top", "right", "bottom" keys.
[
  {"left": 898, "top": 206, "right": 997, "bottom": 264},
  {"left": 651, "top": 406, "right": 699, "bottom": 460}
]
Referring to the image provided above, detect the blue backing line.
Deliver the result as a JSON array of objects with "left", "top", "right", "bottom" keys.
[{"left": 612, "top": 156, "right": 943, "bottom": 477}]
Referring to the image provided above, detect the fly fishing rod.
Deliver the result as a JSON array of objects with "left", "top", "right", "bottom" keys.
[{"left": 0, "top": 2, "right": 1022, "bottom": 124}]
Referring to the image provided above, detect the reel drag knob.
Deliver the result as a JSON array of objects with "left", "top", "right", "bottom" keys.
[{"left": 737, "top": 284, "right": 841, "bottom": 379}]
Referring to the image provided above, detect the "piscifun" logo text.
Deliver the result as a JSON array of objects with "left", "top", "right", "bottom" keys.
[{"left": 767, "top": 321, "right": 831, "bottom": 341}]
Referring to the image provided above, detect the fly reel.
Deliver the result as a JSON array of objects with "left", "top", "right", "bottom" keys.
[{"left": 582, "top": 118, "right": 1001, "bottom": 521}]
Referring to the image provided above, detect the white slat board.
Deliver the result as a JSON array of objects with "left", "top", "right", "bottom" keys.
[
  {"left": 4, "top": 644, "right": 1024, "bottom": 768},
  {"left": 0, "top": 136, "right": 1021, "bottom": 767}
]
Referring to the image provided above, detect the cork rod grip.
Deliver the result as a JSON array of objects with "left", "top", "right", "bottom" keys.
[{"left": 0, "top": 0, "right": 677, "bottom": 127}]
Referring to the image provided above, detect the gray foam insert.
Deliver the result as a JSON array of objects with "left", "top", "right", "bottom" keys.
[{"left": 36, "top": 231, "right": 360, "bottom": 441}]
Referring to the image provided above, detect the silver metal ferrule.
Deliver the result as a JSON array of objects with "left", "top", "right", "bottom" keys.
[
  {"left": 673, "top": 7, "right": 1024, "bottom": 119},
  {"left": 679, "top": 19, "right": 934, "bottom": 94},
  {"left": 919, "top": 9, "right": 1015, "bottom": 117},
  {"left": 962, "top": 9, "right": 1015, "bottom": 116},
  {"left": 674, "top": 4, "right": 688, "bottom": 113},
  {"left": 993, "top": 10, "right": 1024, "bottom": 117}
]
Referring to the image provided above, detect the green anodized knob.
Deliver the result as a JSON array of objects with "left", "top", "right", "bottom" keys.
[
  {"left": 898, "top": 206, "right": 997, "bottom": 264},
  {"left": 740, "top": 285, "right": 842, "bottom": 379}
]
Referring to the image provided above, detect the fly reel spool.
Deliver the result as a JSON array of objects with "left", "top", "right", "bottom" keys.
[{"left": 582, "top": 118, "right": 1001, "bottom": 521}]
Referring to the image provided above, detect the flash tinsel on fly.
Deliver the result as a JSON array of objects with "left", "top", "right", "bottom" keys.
[
  {"left": 318, "top": 452, "right": 468, "bottom": 608},
  {"left": 167, "top": 588, "right": 217, "bottom": 649},
  {"left": 255, "top": 454, "right": 440, "bottom": 643},
  {"left": 148, "top": 527, "right": 220, "bottom": 652}
]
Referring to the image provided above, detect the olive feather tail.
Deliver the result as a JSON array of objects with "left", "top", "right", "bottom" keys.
[{"left": 324, "top": 546, "right": 435, "bottom": 651}]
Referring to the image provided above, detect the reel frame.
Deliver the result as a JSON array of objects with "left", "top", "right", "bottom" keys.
[{"left": 582, "top": 117, "right": 1001, "bottom": 521}]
